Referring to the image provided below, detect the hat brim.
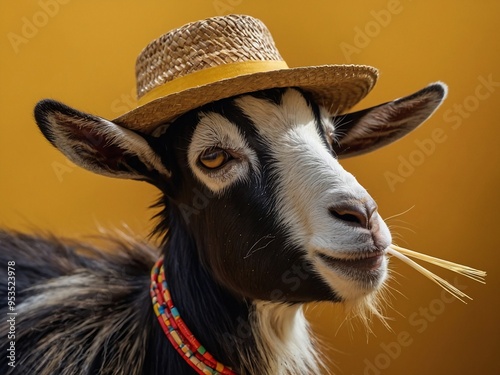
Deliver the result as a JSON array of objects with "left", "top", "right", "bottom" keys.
[{"left": 113, "top": 65, "right": 378, "bottom": 133}]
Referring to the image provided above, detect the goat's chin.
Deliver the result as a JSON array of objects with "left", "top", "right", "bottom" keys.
[
  {"left": 314, "top": 255, "right": 391, "bottom": 329},
  {"left": 314, "top": 253, "right": 389, "bottom": 302}
]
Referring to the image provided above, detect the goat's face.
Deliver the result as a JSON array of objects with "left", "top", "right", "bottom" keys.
[
  {"left": 164, "top": 88, "right": 390, "bottom": 303},
  {"left": 34, "top": 84, "right": 446, "bottom": 306}
]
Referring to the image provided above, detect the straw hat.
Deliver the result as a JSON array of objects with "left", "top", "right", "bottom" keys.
[{"left": 113, "top": 14, "right": 378, "bottom": 133}]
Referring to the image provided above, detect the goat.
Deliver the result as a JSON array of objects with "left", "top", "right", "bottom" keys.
[
  {"left": 0, "top": 85, "right": 447, "bottom": 375},
  {"left": 0, "top": 14, "right": 455, "bottom": 375}
]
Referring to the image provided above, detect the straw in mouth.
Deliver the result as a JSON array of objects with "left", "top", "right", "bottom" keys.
[{"left": 387, "top": 244, "right": 486, "bottom": 303}]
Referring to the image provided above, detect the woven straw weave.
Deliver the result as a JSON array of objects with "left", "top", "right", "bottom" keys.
[
  {"left": 136, "top": 15, "right": 283, "bottom": 99},
  {"left": 113, "top": 15, "right": 378, "bottom": 132}
]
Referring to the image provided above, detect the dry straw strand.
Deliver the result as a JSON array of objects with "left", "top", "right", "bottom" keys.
[
  {"left": 387, "top": 244, "right": 486, "bottom": 303},
  {"left": 390, "top": 244, "right": 486, "bottom": 283}
]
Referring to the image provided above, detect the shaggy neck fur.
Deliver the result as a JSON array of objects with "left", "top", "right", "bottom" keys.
[{"left": 0, "top": 227, "right": 321, "bottom": 375}]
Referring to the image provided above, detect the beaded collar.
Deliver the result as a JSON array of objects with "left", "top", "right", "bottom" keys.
[{"left": 150, "top": 257, "right": 237, "bottom": 375}]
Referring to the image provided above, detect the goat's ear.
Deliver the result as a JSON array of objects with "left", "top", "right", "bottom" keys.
[
  {"left": 34, "top": 99, "right": 171, "bottom": 181},
  {"left": 333, "top": 82, "right": 447, "bottom": 158}
]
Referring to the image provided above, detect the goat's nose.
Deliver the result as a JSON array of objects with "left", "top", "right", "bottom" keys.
[{"left": 329, "top": 199, "right": 378, "bottom": 229}]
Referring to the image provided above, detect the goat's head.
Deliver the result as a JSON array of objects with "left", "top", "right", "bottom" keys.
[{"left": 34, "top": 84, "right": 446, "bottom": 313}]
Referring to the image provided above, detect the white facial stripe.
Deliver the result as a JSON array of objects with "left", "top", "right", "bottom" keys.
[
  {"left": 236, "top": 90, "right": 367, "bottom": 244},
  {"left": 187, "top": 111, "right": 259, "bottom": 194},
  {"left": 236, "top": 89, "right": 390, "bottom": 301}
]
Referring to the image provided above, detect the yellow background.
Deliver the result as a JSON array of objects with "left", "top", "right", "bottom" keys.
[{"left": 1, "top": 1, "right": 499, "bottom": 374}]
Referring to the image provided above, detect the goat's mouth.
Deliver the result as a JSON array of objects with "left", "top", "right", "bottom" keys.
[
  {"left": 317, "top": 250, "right": 386, "bottom": 274},
  {"left": 315, "top": 249, "right": 388, "bottom": 299}
]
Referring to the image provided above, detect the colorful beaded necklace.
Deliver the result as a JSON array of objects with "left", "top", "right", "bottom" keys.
[{"left": 150, "top": 257, "right": 237, "bottom": 375}]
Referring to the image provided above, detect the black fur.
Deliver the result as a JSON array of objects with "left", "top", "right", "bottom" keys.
[
  {"left": 0, "top": 89, "right": 334, "bottom": 374},
  {"left": 0, "top": 230, "right": 159, "bottom": 374},
  {"left": 1, "top": 85, "right": 444, "bottom": 373}
]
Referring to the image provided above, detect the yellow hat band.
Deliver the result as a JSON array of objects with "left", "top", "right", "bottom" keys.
[{"left": 137, "top": 60, "right": 289, "bottom": 106}]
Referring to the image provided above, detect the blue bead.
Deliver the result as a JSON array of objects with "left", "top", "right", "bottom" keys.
[{"left": 171, "top": 307, "right": 180, "bottom": 318}]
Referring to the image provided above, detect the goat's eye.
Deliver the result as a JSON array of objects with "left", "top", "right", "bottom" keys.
[{"left": 199, "top": 148, "right": 231, "bottom": 169}]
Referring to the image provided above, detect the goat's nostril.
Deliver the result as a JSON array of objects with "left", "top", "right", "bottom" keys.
[
  {"left": 330, "top": 201, "right": 377, "bottom": 229},
  {"left": 330, "top": 207, "right": 368, "bottom": 228}
]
